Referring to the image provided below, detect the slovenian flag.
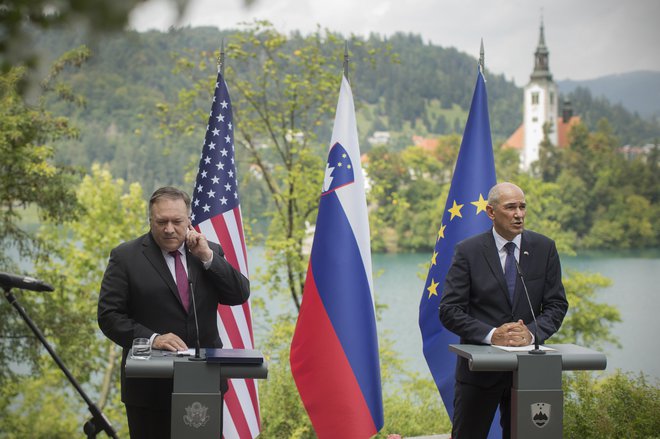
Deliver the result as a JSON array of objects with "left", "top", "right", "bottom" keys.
[{"left": 290, "top": 75, "right": 384, "bottom": 438}]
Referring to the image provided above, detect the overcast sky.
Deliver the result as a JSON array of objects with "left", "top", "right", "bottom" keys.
[{"left": 129, "top": 0, "right": 660, "bottom": 87}]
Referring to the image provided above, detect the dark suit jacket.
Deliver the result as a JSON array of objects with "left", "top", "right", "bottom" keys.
[
  {"left": 439, "top": 229, "right": 568, "bottom": 387},
  {"left": 97, "top": 232, "right": 250, "bottom": 408}
]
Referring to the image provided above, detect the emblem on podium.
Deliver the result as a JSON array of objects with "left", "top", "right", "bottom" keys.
[
  {"left": 184, "top": 401, "right": 210, "bottom": 428},
  {"left": 531, "top": 402, "right": 551, "bottom": 428}
]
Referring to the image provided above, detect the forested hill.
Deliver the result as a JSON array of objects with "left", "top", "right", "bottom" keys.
[
  {"left": 558, "top": 71, "right": 660, "bottom": 121},
  {"left": 33, "top": 26, "right": 659, "bottom": 192}
]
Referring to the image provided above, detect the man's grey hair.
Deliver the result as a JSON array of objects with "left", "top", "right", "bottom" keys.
[
  {"left": 487, "top": 182, "right": 523, "bottom": 207},
  {"left": 148, "top": 186, "right": 192, "bottom": 218}
]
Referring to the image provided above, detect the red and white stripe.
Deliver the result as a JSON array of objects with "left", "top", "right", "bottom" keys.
[{"left": 197, "top": 206, "right": 261, "bottom": 438}]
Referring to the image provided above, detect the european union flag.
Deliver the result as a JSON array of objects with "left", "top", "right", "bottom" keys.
[{"left": 419, "top": 69, "right": 499, "bottom": 437}]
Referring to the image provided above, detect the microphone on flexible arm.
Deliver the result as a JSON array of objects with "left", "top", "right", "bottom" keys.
[
  {"left": 188, "top": 281, "right": 205, "bottom": 361},
  {"left": 0, "top": 272, "right": 54, "bottom": 292},
  {"left": 513, "top": 257, "right": 545, "bottom": 355}
]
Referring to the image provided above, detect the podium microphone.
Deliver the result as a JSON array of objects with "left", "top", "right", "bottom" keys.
[
  {"left": 514, "top": 259, "right": 545, "bottom": 355},
  {"left": 0, "top": 272, "right": 54, "bottom": 292},
  {"left": 188, "top": 281, "right": 205, "bottom": 361}
]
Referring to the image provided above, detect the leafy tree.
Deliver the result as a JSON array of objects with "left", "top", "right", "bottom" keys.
[
  {"left": 493, "top": 142, "right": 522, "bottom": 181},
  {"left": 536, "top": 119, "right": 660, "bottom": 249},
  {"left": 550, "top": 270, "right": 620, "bottom": 349},
  {"left": 0, "top": 367, "right": 81, "bottom": 438},
  {"left": 566, "top": 86, "right": 660, "bottom": 145},
  {"left": 366, "top": 145, "right": 412, "bottom": 252},
  {"left": 512, "top": 174, "right": 577, "bottom": 256},
  {"left": 377, "top": 331, "right": 451, "bottom": 437},
  {"left": 257, "top": 316, "right": 313, "bottom": 438},
  {"left": 0, "top": 50, "right": 88, "bottom": 386},
  {"left": 366, "top": 135, "right": 460, "bottom": 252},
  {"left": 225, "top": 22, "right": 342, "bottom": 310},
  {"left": 161, "top": 21, "right": 393, "bottom": 310},
  {"left": 583, "top": 193, "right": 657, "bottom": 249},
  {"left": 0, "top": 0, "right": 189, "bottom": 87},
  {"left": 0, "top": 165, "right": 145, "bottom": 437},
  {"left": 563, "top": 371, "right": 660, "bottom": 438},
  {"left": 534, "top": 121, "right": 562, "bottom": 181},
  {"left": 0, "top": 52, "right": 87, "bottom": 269}
]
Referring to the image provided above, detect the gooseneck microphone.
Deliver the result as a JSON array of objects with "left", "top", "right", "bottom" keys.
[
  {"left": 188, "top": 281, "right": 205, "bottom": 361},
  {"left": 513, "top": 259, "right": 545, "bottom": 355},
  {"left": 0, "top": 272, "right": 54, "bottom": 292}
]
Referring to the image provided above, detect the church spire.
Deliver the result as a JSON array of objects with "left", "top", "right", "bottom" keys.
[{"left": 530, "top": 16, "right": 552, "bottom": 81}]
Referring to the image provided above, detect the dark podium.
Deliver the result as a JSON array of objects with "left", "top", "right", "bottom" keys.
[
  {"left": 449, "top": 343, "right": 606, "bottom": 438},
  {"left": 126, "top": 349, "right": 268, "bottom": 439}
]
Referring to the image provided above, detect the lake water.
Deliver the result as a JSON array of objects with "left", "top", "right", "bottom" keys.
[
  {"left": 10, "top": 245, "right": 660, "bottom": 384},
  {"left": 248, "top": 248, "right": 660, "bottom": 383}
]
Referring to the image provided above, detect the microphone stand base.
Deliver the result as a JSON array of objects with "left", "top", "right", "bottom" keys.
[
  {"left": 188, "top": 351, "right": 206, "bottom": 361},
  {"left": 529, "top": 348, "right": 546, "bottom": 355}
]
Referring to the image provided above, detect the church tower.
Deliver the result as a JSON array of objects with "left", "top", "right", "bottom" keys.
[{"left": 522, "top": 19, "right": 559, "bottom": 170}]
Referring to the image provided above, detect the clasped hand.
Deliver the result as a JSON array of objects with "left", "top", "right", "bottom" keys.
[{"left": 491, "top": 319, "right": 531, "bottom": 347}]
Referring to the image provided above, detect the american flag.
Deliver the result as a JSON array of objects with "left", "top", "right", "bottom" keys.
[{"left": 191, "top": 66, "right": 261, "bottom": 438}]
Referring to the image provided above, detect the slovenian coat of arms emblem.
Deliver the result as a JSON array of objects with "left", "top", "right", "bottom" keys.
[{"left": 531, "top": 402, "right": 551, "bottom": 428}]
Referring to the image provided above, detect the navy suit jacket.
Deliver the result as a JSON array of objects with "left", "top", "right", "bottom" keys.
[
  {"left": 97, "top": 232, "right": 250, "bottom": 408},
  {"left": 439, "top": 229, "right": 568, "bottom": 387}
]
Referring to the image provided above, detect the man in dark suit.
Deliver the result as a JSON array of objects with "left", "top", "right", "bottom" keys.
[
  {"left": 439, "top": 182, "right": 568, "bottom": 439},
  {"left": 98, "top": 186, "right": 250, "bottom": 439}
]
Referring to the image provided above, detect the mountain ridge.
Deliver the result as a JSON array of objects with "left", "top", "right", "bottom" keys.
[{"left": 558, "top": 70, "right": 660, "bottom": 120}]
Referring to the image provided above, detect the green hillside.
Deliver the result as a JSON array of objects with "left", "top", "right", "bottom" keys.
[{"left": 31, "top": 26, "right": 659, "bottom": 196}]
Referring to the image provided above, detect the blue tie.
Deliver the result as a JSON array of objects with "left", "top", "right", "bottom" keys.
[{"left": 504, "top": 242, "right": 517, "bottom": 302}]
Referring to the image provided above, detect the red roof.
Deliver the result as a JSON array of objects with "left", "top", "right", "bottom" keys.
[
  {"left": 503, "top": 124, "right": 524, "bottom": 150},
  {"left": 502, "top": 116, "right": 581, "bottom": 150},
  {"left": 557, "top": 116, "right": 581, "bottom": 147},
  {"left": 412, "top": 135, "right": 440, "bottom": 151}
]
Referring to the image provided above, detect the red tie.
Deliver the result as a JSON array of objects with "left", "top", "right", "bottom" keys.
[{"left": 169, "top": 250, "right": 190, "bottom": 312}]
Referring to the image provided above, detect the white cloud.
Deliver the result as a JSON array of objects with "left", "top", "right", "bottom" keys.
[{"left": 129, "top": 0, "right": 660, "bottom": 86}]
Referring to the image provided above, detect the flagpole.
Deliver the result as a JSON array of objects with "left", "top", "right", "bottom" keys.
[
  {"left": 219, "top": 38, "right": 225, "bottom": 77},
  {"left": 479, "top": 38, "right": 485, "bottom": 76},
  {"left": 343, "top": 40, "right": 350, "bottom": 82}
]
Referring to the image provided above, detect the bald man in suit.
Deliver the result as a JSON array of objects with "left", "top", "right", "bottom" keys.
[
  {"left": 98, "top": 186, "right": 250, "bottom": 439},
  {"left": 439, "top": 182, "right": 568, "bottom": 439}
]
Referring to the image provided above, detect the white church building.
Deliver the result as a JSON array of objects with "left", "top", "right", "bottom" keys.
[{"left": 504, "top": 20, "right": 580, "bottom": 170}]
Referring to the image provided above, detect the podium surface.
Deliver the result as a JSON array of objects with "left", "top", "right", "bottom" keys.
[
  {"left": 449, "top": 343, "right": 606, "bottom": 372},
  {"left": 126, "top": 348, "right": 267, "bottom": 439},
  {"left": 449, "top": 343, "right": 606, "bottom": 438},
  {"left": 125, "top": 348, "right": 268, "bottom": 379}
]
